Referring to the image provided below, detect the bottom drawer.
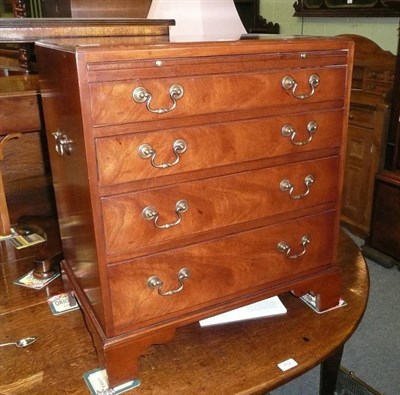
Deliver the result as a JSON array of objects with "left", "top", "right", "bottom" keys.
[{"left": 108, "top": 210, "right": 337, "bottom": 334}]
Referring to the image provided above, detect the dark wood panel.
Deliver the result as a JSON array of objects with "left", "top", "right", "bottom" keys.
[{"left": 363, "top": 170, "right": 400, "bottom": 267}]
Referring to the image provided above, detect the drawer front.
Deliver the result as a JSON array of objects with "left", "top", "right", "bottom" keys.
[
  {"left": 90, "top": 67, "right": 347, "bottom": 126},
  {"left": 364, "top": 69, "right": 395, "bottom": 84},
  {"left": 363, "top": 81, "right": 393, "bottom": 96},
  {"left": 102, "top": 156, "right": 340, "bottom": 256},
  {"left": 108, "top": 210, "right": 336, "bottom": 333},
  {"left": 96, "top": 109, "right": 343, "bottom": 187},
  {"left": 348, "top": 107, "right": 374, "bottom": 130}
]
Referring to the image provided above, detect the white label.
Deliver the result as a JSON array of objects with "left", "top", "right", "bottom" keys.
[
  {"left": 347, "top": 0, "right": 353, "bottom": 4},
  {"left": 278, "top": 358, "right": 298, "bottom": 372}
]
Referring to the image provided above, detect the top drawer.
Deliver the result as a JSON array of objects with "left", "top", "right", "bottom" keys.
[{"left": 89, "top": 66, "right": 347, "bottom": 126}]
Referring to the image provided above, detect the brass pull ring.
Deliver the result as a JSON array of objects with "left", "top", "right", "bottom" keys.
[
  {"left": 138, "top": 139, "right": 187, "bottom": 169},
  {"left": 147, "top": 268, "right": 191, "bottom": 296},
  {"left": 142, "top": 199, "right": 188, "bottom": 229},
  {"left": 277, "top": 235, "right": 311, "bottom": 259},
  {"left": 281, "top": 74, "right": 320, "bottom": 100},
  {"left": 132, "top": 84, "right": 184, "bottom": 114},
  {"left": 281, "top": 121, "right": 318, "bottom": 146},
  {"left": 52, "top": 130, "right": 73, "bottom": 156},
  {"left": 280, "top": 174, "right": 315, "bottom": 200}
]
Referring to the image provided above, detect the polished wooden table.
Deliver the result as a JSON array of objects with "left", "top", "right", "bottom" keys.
[{"left": 0, "top": 231, "right": 369, "bottom": 394}]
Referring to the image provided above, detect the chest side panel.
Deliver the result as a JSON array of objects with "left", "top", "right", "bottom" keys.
[{"left": 36, "top": 46, "right": 108, "bottom": 330}]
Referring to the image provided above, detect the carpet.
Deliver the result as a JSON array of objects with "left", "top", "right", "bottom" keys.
[
  {"left": 335, "top": 367, "right": 382, "bottom": 395},
  {"left": 266, "top": 366, "right": 382, "bottom": 395}
]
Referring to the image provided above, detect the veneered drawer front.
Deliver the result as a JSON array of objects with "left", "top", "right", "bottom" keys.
[
  {"left": 90, "top": 67, "right": 347, "bottom": 126},
  {"left": 96, "top": 109, "right": 343, "bottom": 187},
  {"left": 108, "top": 210, "right": 336, "bottom": 334},
  {"left": 102, "top": 156, "right": 340, "bottom": 256}
]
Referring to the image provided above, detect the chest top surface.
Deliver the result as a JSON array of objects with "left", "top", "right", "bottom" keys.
[{"left": 37, "top": 34, "right": 353, "bottom": 57}]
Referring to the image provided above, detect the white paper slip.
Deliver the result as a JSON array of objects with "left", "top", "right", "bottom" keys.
[
  {"left": 278, "top": 358, "right": 298, "bottom": 372},
  {"left": 199, "top": 296, "right": 287, "bottom": 327},
  {"left": 48, "top": 293, "right": 80, "bottom": 315}
]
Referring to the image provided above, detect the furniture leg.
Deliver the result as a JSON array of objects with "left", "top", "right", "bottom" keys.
[{"left": 320, "top": 345, "right": 344, "bottom": 395}]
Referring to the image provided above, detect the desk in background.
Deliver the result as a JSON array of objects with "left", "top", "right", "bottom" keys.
[{"left": 0, "top": 74, "right": 55, "bottom": 235}]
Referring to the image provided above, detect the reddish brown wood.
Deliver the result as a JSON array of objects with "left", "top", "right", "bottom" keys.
[
  {"left": 101, "top": 157, "right": 340, "bottom": 259},
  {"left": 89, "top": 68, "right": 347, "bottom": 126},
  {"left": 96, "top": 110, "right": 344, "bottom": 186},
  {"left": 35, "top": 35, "right": 354, "bottom": 387},
  {"left": 107, "top": 211, "right": 337, "bottom": 333}
]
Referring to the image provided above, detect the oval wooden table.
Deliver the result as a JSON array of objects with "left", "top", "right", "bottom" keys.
[{"left": 0, "top": 230, "right": 369, "bottom": 394}]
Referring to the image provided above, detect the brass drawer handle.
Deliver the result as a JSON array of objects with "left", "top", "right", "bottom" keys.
[
  {"left": 52, "top": 130, "right": 72, "bottom": 156},
  {"left": 281, "top": 121, "right": 318, "bottom": 146},
  {"left": 138, "top": 139, "right": 187, "bottom": 169},
  {"left": 142, "top": 199, "right": 188, "bottom": 229},
  {"left": 132, "top": 84, "right": 184, "bottom": 114},
  {"left": 280, "top": 174, "right": 315, "bottom": 200},
  {"left": 277, "top": 235, "right": 311, "bottom": 259},
  {"left": 147, "top": 268, "right": 190, "bottom": 296},
  {"left": 281, "top": 74, "right": 320, "bottom": 100}
]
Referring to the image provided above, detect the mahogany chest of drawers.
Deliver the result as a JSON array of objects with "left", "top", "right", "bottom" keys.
[{"left": 36, "top": 35, "right": 354, "bottom": 387}]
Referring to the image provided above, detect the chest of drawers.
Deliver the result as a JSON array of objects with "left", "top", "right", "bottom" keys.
[{"left": 36, "top": 35, "right": 354, "bottom": 387}]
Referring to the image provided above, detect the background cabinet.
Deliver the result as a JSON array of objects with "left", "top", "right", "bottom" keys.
[
  {"left": 363, "top": 171, "right": 400, "bottom": 267},
  {"left": 362, "top": 3, "right": 400, "bottom": 268},
  {"left": 342, "top": 100, "right": 390, "bottom": 236},
  {"left": 340, "top": 35, "right": 395, "bottom": 237}
]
